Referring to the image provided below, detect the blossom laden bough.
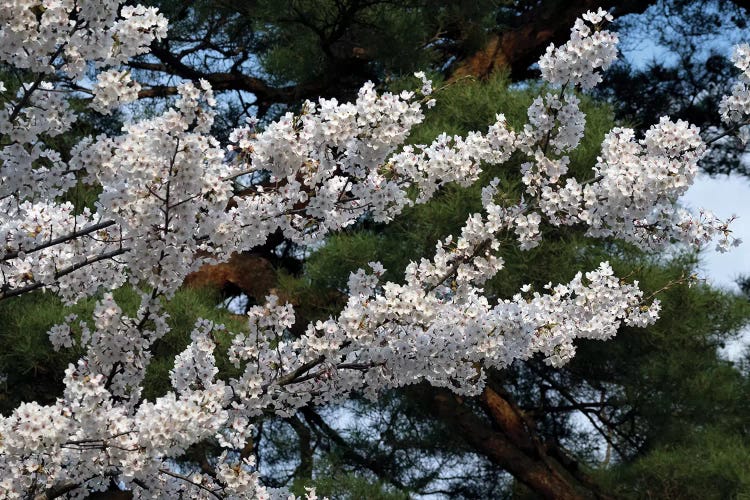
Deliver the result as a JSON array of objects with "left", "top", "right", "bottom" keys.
[{"left": 0, "top": 3, "right": 744, "bottom": 498}]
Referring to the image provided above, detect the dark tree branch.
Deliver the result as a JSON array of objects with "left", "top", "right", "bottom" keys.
[
  {"left": 0, "top": 247, "right": 131, "bottom": 301},
  {"left": 301, "top": 407, "right": 409, "bottom": 491},
  {"left": 2, "top": 220, "right": 117, "bottom": 262}
]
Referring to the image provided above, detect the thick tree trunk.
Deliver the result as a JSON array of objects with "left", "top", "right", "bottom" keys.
[{"left": 428, "top": 386, "right": 612, "bottom": 500}]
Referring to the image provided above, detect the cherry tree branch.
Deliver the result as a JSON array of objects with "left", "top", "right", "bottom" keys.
[
  {"left": 0, "top": 247, "right": 130, "bottom": 301},
  {"left": 2, "top": 220, "right": 117, "bottom": 262}
]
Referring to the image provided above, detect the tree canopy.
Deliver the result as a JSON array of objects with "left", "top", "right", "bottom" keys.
[{"left": 1, "top": 1, "right": 749, "bottom": 499}]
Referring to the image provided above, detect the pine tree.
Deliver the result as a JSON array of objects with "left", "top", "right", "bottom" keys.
[{"left": 3, "top": 2, "right": 750, "bottom": 498}]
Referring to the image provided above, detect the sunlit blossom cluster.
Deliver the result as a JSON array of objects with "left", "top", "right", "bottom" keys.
[
  {"left": 90, "top": 69, "right": 142, "bottom": 114},
  {"left": 538, "top": 8, "right": 618, "bottom": 90},
  {"left": 0, "top": 3, "right": 743, "bottom": 498}
]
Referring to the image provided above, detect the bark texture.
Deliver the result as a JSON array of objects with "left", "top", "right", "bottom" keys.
[{"left": 428, "top": 385, "right": 613, "bottom": 500}]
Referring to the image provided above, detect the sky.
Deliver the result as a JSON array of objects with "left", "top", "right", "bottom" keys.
[{"left": 682, "top": 173, "right": 750, "bottom": 292}]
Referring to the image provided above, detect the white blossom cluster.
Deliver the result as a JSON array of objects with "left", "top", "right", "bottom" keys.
[
  {"left": 0, "top": 358, "right": 317, "bottom": 499},
  {"left": 719, "top": 43, "right": 750, "bottom": 142},
  {"left": 0, "top": 200, "right": 126, "bottom": 303},
  {"left": 200, "top": 250, "right": 657, "bottom": 420},
  {"left": 226, "top": 82, "right": 429, "bottom": 246},
  {"left": 520, "top": 93, "right": 586, "bottom": 157},
  {"left": 90, "top": 69, "right": 142, "bottom": 114},
  {"left": 538, "top": 8, "right": 618, "bottom": 90},
  {"left": 0, "top": 81, "right": 79, "bottom": 200},
  {"left": 582, "top": 118, "right": 729, "bottom": 250},
  {"left": 0, "top": 0, "right": 169, "bottom": 303},
  {"left": 80, "top": 80, "right": 234, "bottom": 296},
  {"left": 0, "top": 5, "right": 744, "bottom": 498},
  {"left": 225, "top": 81, "right": 515, "bottom": 249},
  {"left": 0, "top": 0, "right": 166, "bottom": 191},
  {"left": 0, "top": 0, "right": 166, "bottom": 77}
]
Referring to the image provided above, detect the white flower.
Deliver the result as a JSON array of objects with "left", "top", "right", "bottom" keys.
[{"left": 0, "top": 4, "right": 742, "bottom": 497}]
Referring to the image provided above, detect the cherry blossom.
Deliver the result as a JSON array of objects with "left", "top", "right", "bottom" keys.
[{"left": 0, "top": 3, "right": 743, "bottom": 498}]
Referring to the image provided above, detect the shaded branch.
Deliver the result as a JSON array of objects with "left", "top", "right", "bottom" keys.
[{"left": 301, "top": 407, "right": 408, "bottom": 491}]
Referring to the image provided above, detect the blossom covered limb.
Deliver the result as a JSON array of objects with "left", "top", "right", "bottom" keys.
[{"left": 0, "top": 3, "right": 746, "bottom": 498}]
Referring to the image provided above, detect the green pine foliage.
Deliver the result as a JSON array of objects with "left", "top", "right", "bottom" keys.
[
  {"left": 291, "top": 469, "right": 410, "bottom": 500},
  {"left": 582, "top": 273, "right": 750, "bottom": 498},
  {"left": 600, "top": 428, "right": 750, "bottom": 499},
  {"left": 151, "top": 0, "right": 497, "bottom": 89}
]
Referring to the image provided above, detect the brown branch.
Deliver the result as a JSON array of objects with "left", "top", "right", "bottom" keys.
[
  {"left": 137, "top": 44, "right": 328, "bottom": 105},
  {"left": 483, "top": 380, "right": 615, "bottom": 498},
  {"left": 2, "top": 220, "right": 117, "bottom": 262},
  {"left": 287, "top": 415, "right": 314, "bottom": 480},
  {"left": 425, "top": 239, "right": 493, "bottom": 293},
  {"left": 0, "top": 247, "right": 130, "bottom": 301},
  {"left": 267, "top": 355, "right": 326, "bottom": 390},
  {"left": 158, "top": 469, "right": 222, "bottom": 498},
  {"left": 525, "top": 362, "right": 635, "bottom": 458},
  {"left": 34, "top": 482, "right": 80, "bottom": 500},
  {"left": 137, "top": 85, "right": 179, "bottom": 99},
  {"left": 127, "top": 60, "right": 168, "bottom": 72},
  {"left": 301, "top": 407, "right": 409, "bottom": 491},
  {"left": 427, "top": 388, "right": 591, "bottom": 500}
]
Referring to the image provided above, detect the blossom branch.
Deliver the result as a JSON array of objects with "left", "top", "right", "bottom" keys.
[
  {"left": 1, "top": 220, "right": 117, "bottom": 262},
  {"left": 0, "top": 247, "right": 130, "bottom": 300}
]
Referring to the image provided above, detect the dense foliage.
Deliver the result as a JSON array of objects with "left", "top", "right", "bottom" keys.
[{"left": 0, "top": 1, "right": 749, "bottom": 499}]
